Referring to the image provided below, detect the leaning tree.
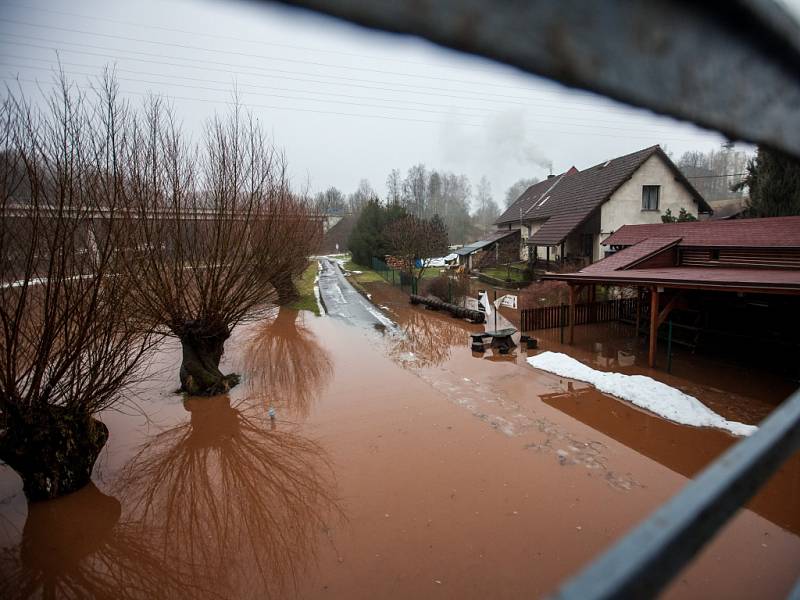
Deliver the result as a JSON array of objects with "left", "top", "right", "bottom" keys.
[
  {"left": 0, "top": 77, "right": 156, "bottom": 500},
  {"left": 121, "top": 100, "right": 321, "bottom": 395}
]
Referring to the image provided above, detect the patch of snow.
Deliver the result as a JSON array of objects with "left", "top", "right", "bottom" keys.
[
  {"left": 528, "top": 351, "right": 757, "bottom": 437},
  {"left": 313, "top": 270, "right": 326, "bottom": 316},
  {"left": 351, "top": 270, "right": 363, "bottom": 274}
]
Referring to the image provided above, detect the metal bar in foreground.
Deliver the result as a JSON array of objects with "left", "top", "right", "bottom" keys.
[{"left": 549, "top": 387, "right": 800, "bottom": 600}]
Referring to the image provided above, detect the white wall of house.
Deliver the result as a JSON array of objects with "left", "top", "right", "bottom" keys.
[
  {"left": 526, "top": 220, "right": 556, "bottom": 261},
  {"left": 598, "top": 154, "right": 699, "bottom": 259}
]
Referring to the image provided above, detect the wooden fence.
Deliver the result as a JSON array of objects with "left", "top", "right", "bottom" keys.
[{"left": 520, "top": 297, "right": 639, "bottom": 332}]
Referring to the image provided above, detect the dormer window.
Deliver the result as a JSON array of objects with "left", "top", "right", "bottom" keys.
[{"left": 642, "top": 185, "right": 660, "bottom": 210}]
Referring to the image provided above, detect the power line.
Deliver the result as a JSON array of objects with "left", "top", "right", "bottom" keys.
[
  {"left": 0, "top": 17, "right": 568, "bottom": 94},
  {"left": 1, "top": 2, "right": 506, "bottom": 76},
  {"left": 2, "top": 76, "right": 720, "bottom": 143},
  {"left": 0, "top": 33, "right": 688, "bottom": 123},
  {"left": 1, "top": 29, "right": 629, "bottom": 111},
  {"left": 0, "top": 57, "right": 702, "bottom": 135}
]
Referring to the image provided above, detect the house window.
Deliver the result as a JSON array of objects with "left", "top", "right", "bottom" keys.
[
  {"left": 642, "top": 185, "right": 660, "bottom": 210},
  {"left": 710, "top": 248, "right": 720, "bottom": 261}
]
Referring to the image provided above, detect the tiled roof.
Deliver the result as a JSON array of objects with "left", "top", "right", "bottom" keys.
[
  {"left": 604, "top": 216, "right": 800, "bottom": 248},
  {"left": 581, "top": 237, "right": 682, "bottom": 273},
  {"left": 495, "top": 145, "right": 710, "bottom": 246}
]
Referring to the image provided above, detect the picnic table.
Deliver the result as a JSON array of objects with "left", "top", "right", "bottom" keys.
[{"left": 470, "top": 327, "right": 517, "bottom": 354}]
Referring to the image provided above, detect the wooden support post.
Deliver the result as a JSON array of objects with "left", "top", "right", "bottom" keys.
[
  {"left": 561, "top": 241, "right": 565, "bottom": 267},
  {"left": 649, "top": 286, "right": 659, "bottom": 368},
  {"left": 635, "top": 286, "right": 641, "bottom": 336},
  {"left": 569, "top": 283, "right": 576, "bottom": 344},
  {"left": 656, "top": 291, "right": 682, "bottom": 328},
  {"left": 546, "top": 246, "right": 550, "bottom": 267}
]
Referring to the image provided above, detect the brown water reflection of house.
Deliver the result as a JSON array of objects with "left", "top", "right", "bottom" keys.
[
  {"left": 539, "top": 384, "right": 800, "bottom": 535},
  {"left": 543, "top": 216, "right": 800, "bottom": 369}
]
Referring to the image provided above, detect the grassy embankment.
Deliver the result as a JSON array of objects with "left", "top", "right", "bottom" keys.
[
  {"left": 343, "top": 259, "right": 384, "bottom": 284},
  {"left": 288, "top": 261, "right": 322, "bottom": 315}
]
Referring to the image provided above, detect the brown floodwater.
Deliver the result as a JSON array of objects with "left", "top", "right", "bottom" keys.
[{"left": 1, "top": 288, "right": 799, "bottom": 599}]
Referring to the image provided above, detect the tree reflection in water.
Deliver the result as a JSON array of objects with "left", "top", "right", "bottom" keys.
[
  {"left": 243, "top": 307, "right": 334, "bottom": 419},
  {"left": 114, "top": 316, "right": 342, "bottom": 598},
  {"left": 1, "top": 308, "right": 342, "bottom": 599},
  {"left": 0, "top": 482, "right": 214, "bottom": 599},
  {"left": 390, "top": 308, "right": 477, "bottom": 368}
]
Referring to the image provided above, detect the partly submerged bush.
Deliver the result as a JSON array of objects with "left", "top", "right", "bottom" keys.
[{"left": 423, "top": 273, "right": 469, "bottom": 303}]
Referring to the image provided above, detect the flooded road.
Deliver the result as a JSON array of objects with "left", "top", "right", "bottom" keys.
[
  {"left": 317, "top": 258, "right": 394, "bottom": 330},
  {"left": 1, "top": 273, "right": 799, "bottom": 599}
]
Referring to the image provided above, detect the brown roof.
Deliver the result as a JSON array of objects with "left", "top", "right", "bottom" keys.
[
  {"left": 495, "top": 146, "right": 710, "bottom": 245},
  {"left": 604, "top": 216, "right": 800, "bottom": 248},
  {"left": 581, "top": 237, "right": 681, "bottom": 273}
]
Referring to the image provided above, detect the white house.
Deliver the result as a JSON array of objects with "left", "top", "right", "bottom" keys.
[{"left": 495, "top": 145, "right": 711, "bottom": 265}]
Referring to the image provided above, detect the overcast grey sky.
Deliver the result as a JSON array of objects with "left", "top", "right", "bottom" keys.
[{"left": 2, "top": 0, "right": 799, "bottom": 207}]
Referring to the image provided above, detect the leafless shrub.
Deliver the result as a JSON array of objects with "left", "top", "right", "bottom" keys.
[
  {"left": 119, "top": 97, "right": 322, "bottom": 395},
  {"left": 384, "top": 214, "right": 448, "bottom": 293},
  {"left": 423, "top": 273, "right": 470, "bottom": 303},
  {"left": 0, "top": 74, "right": 157, "bottom": 500},
  {"left": 519, "top": 280, "right": 570, "bottom": 308}
]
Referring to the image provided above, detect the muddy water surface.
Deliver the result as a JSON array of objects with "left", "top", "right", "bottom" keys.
[{"left": 1, "top": 287, "right": 799, "bottom": 599}]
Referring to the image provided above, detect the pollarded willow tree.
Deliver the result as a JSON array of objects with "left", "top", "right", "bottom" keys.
[
  {"left": 121, "top": 99, "right": 321, "bottom": 395},
  {"left": 0, "top": 77, "right": 157, "bottom": 500}
]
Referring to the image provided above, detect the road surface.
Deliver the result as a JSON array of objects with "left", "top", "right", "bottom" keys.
[{"left": 317, "top": 258, "right": 395, "bottom": 331}]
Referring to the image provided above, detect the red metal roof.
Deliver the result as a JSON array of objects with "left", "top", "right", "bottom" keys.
[
  {"left": 549, "top": 266, "right": 800, "bottom": 293},
  {"left": 581, "top": 237, "right": 681, "bottom": 273},
  {"left": 604, "top": 216, "right": 800, "bottom": 248}
]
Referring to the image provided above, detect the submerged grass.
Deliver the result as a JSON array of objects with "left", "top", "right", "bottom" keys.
[
  {"left": 480, "top": 266, "right": 528, "bottom": 282},
  {"left": 343, "top": 260, "right": 384, "bottom": 284},
  {"left": 289, "top": 261, "right": 321, "bottom": 315}
]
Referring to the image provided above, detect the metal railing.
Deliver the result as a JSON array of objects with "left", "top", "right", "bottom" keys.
[{"left": 550, "top": 387, "right": 800, "bottom": 599}]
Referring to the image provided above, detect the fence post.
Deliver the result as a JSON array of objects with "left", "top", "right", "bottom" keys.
[{"left": 560, "top": 303, "right": 565, "bottom": 344}]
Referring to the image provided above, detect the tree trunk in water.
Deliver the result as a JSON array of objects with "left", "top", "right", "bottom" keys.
[
  {"left": 178, "top": 322, "right": 240, "bottom": 396},
  {"left": 272, "top": 273, "right": 299, "bottom": 305},
  {"left": 0, "top": 407, "right": 108, "bottom": 502}
]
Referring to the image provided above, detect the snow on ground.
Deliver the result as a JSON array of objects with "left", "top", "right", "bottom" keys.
[{"left": 528, "top": 351, "right": 757, "bottom": 437}]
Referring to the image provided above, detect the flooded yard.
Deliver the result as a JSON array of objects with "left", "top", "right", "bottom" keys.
[{"left": 1, "top": 275, "right": 798, "bottom": 599}]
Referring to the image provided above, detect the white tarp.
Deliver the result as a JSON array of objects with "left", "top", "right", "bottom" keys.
[{"left": 494, "top": 294, "right": 518, "bottom": 310}]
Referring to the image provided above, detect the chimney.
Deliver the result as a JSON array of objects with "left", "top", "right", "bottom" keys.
[{"left": 547, "top": 174, "right": 555, "bottom": 180}]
